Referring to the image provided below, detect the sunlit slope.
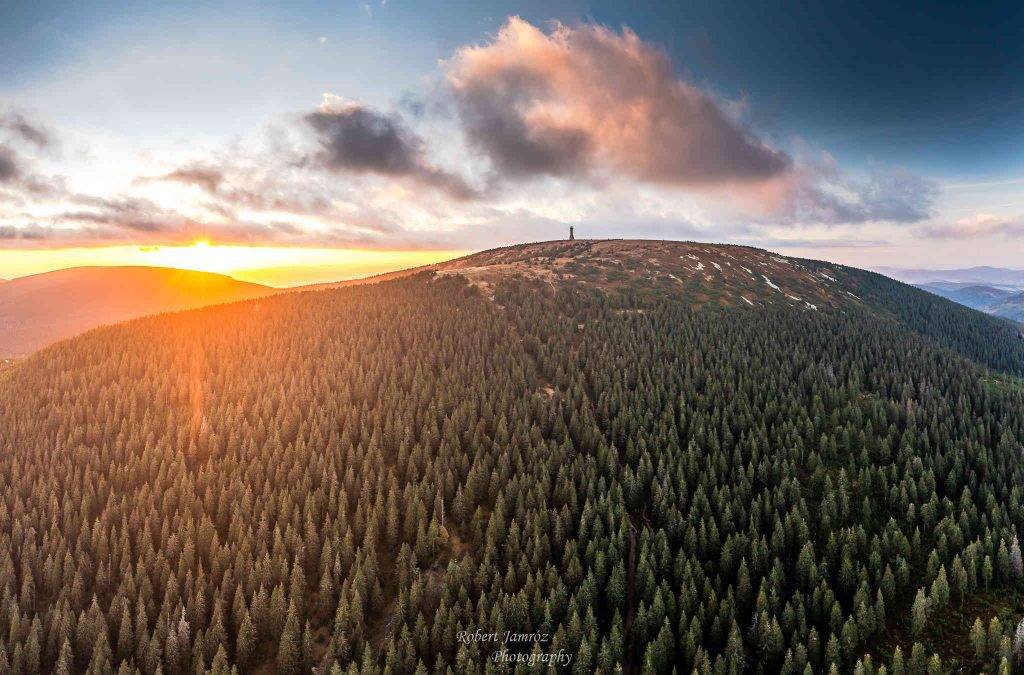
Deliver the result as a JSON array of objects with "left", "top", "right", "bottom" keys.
[
  {"left": 0, "top": 266, "right": 275, "bottom": 356},
  {"left": 2, "top": 262, "right": 1024, "bottom": 672}
]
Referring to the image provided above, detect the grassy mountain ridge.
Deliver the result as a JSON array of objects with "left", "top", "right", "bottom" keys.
[{"left": 425, "top": 239, "right": 1024, "bottom": 376}]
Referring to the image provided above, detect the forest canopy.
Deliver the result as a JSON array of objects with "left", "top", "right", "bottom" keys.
[{"left": 1, "top": 245, "right": 1023, "bottom": 673}]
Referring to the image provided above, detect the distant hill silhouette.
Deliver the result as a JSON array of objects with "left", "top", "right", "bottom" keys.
[{"left": 0, "top": 266, "right": 274, "bottom": 356}]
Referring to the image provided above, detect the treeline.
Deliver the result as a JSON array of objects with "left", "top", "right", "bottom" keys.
[{"left": 0, "top": 272, "right": 1022, "bottom": 673}]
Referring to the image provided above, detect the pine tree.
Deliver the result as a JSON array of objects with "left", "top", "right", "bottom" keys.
[
  {"left": 237, "top": 611, "right": 256, "bottom": 667},
  {"left": 971, "top": 618, "right": 987, "bottom": 659},
  {"left": 277, "top": 600, "right": 302, "bottom": 675},
  {"left": 55, "top": 638, "right": 74, "bottom": 675},
  {"left": 911, "top": 589, "right": 928, "bottom": 638},
  {"left": 929, "top": 566, "right": 949, "bottom": 609}
]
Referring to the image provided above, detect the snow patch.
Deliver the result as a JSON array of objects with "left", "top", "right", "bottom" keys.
[
  {"left": 762, "top": 275, "right": 781, "bottom": 291},
  {"left": 805, "top": 301, "right": 818, "bottom": 311},
  {"left": 712, "top": 262, "right": 722, "bottom": 271},
  {"left": 742, "top": 296, "right": 755, "bottom": 306}
]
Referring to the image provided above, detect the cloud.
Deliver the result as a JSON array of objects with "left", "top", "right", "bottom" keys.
[
  {"left": 144, "top": 160, "right": 321, "bottom": 214},
  {"left": 0, "top": 143, "right": 64, "bottom": 198},
  {"left": 0, "top": 111, "right": 51, "bottom": 148},
  {"left": 0, "top": 146, "right": 18, "bottom": 183},
  {"left": 441, "top": 18, "right": 938, "bottom": 229},
  {"left": 157, "top": 165, "right": 225, "bottom": 193},
  {"left": 0, "top": 112, "right": 66, "bottom": 201},
  {"left": 772, "top": 162, "right": 937, "bottom": 225},
  {"left": 444, "top": 17, "right": 791, "bottom": 187},
  {"left": 0, "top": 18, "right": 948, "bottom": 253},
  {"left": 0, "top": 224, "right": 50, "bottom": 240},
  {"left": 2, "top": 171, "right": 422, "bottom": 248},
  {"left": 921, "top": 213, "right": 1024, "bottom": 239},
  {"left": 747, "top": 236, "right": 889, "bottom": 249},
  {"left": 304, "top": 97, "right": 479, "bottom": 200},
  {"left": 59, "top": 195, "right": 184, "bottom": 233}
]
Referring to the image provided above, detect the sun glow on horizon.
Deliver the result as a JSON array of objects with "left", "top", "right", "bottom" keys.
[{"left": 0, "top": 242, "right": 467, "bottom": 287}]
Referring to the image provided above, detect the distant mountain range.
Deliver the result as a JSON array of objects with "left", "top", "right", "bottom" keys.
[
  {"left": 877, "top": 265, "right": 1024, "bottom": 287},
  {"left": 876, "top": 266, "right": 1024, "bottom": 323}
]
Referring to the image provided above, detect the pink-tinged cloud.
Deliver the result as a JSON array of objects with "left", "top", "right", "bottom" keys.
[
  {"left": 922, "top": 213, "right": 1024, "bottom": 239},
  {"left": 445, "top": 17, "right": 791, "bottom": 187}
]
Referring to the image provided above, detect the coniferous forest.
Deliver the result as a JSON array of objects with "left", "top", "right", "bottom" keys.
[{"left": 1, "top": 261, "right": 1024, "bottom": 674}]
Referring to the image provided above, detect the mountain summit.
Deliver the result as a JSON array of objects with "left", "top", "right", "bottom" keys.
[{"left": 433, "top": 239, "right": 844, "bottom": 310}]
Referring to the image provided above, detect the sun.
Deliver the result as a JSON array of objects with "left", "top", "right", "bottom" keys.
[{"left": 141, "top": 240, "right": 260, "bottom": 275}]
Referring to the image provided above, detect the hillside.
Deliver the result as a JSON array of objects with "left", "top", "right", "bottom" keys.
[
  {"left": 0, "top": 266, "right": 275, "bottom": 356},
  {"left": 426, "top": 239, "right": 1024, "bottom": 376},
  {"left": 985, "top": 291, "right": 1024, "bottom": 323},
  {"left": 1, "top": 240, "right": 1023, "bottom": 673}
]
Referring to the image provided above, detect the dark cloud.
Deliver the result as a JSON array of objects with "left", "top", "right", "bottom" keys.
[
  {"left": 157, "top": 165, "right": 225, "bottom": 193},
  {"left": 0, "top": 114, "right": 66, "bottom": 200},
  {"left": 147, "top": 162, "right": 354, "bottom": 223},
  {"left": 0, "top": 144, "right": 65, "bottom": 200},
  {"left": 454, "top": 87, "right": 590, "bottom": 178},
  {"left": 0, "top": 224, "right": 48, "bottom": 240},
  {"left": 0, "top": 146, "right": 18, "bottom": 183},
  {"left": 0, "top": 112, "right": 51, "bottom": 148},
  {"left": 445, "top": 18, "right": 791, "bottom": 186},
  {"left": 60, "top": 195, "right": 176, "bottom": 233},
  {"left": 305, "top": 102, "right": 479, "bottom": 200}
]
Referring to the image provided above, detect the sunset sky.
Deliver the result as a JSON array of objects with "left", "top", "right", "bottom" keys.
[{"left": 2, "top": 0, "right": 1023, "bottom": 285}]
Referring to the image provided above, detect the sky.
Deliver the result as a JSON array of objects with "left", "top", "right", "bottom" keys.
[{"left": 1, "top": 0, "right": 1023, "bottom": 285}]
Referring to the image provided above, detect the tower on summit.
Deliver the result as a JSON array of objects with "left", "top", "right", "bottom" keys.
[{"left": 569, "top": 226, "right": 575, "bottom": 240}]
